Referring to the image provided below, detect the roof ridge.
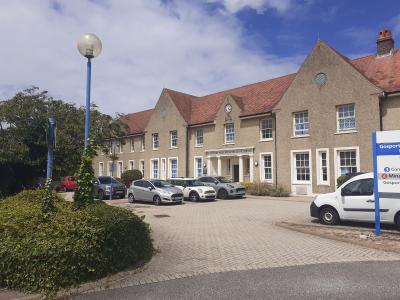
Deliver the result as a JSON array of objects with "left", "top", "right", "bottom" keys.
[{"left": 195, "top": 73, "right": 297, "bottom": 99}]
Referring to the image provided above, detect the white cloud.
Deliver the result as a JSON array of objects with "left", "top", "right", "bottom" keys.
[
  {"left": 207, "top": 0, "right": 293, "bottom": 14},
  {"left": 0, "top": 0, "right": 301, "bottom": 116}
]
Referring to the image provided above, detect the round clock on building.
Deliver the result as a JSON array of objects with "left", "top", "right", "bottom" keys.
[{"left": 225, "top": 104, "right": 232, "bottom": 113}]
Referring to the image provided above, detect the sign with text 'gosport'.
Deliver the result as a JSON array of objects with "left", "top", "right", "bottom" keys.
[{"left": 372, "top": 130, "right": 400, "bottom": 236}]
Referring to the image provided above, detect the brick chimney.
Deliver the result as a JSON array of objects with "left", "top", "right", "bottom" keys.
[{"left": 377, "top": 29, "right": 394, "bottom": 56}]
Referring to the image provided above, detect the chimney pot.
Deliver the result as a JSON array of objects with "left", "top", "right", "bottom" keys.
[{"left": 377, "top": 29, "right": 394, "bottom": 56}]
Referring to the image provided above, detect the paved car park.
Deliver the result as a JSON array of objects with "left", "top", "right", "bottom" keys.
[{"left": 73, "top": 196, "right": 400, "bottom": 296}]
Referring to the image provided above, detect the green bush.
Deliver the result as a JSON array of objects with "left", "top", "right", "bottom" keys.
[
  {"left": 120, "top": 169, "right": 143, "bottom": 187},
  {"left": 246, "top": 182, "right": 290, "bottom": 197},
  {"left": 337, "top": 175, "right": 347, "bottom": 188},
  {"left": 0, "top": 190, "right": 153, "bottom": 295}
]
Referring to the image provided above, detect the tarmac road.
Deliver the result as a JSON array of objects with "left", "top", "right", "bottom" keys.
[{"left": 73, "top": 260, "right": 400, "bottom": 300}]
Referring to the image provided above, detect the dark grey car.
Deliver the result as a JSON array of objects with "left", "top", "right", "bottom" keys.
[
  {"left": 93, "top": 176, "right": 126, "bottom": 200},
  {"left": 198, "top": 176, "right": 245, "bottom": 199},
  {"left": 127, "top": 179, "right": 183, "bottom": 205}
]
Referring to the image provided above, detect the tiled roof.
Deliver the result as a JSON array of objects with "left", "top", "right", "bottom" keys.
[
  {"left": 121, "top": 47, "right": 400, "bottom": 134},
  {"left": 119, "top": 109, "right": 154, "bottom": 135},
  {"left": 350, "top": 49, "right": 400, "bottom": 92},
  {"left": 188, "top": 74, "right": 295, "bottom": 125}
]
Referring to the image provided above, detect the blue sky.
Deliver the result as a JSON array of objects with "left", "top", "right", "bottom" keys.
[{"left": 0, "top": 0, "right": 399, "bottom": 115}]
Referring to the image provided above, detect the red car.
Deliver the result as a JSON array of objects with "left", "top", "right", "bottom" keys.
[{"left": 60, "top": 176, "right": 78, "bottom": 192}]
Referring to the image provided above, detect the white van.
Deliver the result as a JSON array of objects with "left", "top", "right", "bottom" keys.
[{"left": 310, "top": 172, "right": 400, "bottom": 230}]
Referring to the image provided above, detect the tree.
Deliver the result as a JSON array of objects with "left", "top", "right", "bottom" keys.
[
  {"left": 120, "top": 169, "right": 143, "bottom": 187},
  {"left": 0, "top": 87, "right": 127, "bottom": 196}
]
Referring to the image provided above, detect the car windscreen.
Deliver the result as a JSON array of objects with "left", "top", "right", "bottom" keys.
[
  {"left": 69, "top": 176, "right": 77, "bottom": 181},
  {"left": 186, "top": 180, "right": 205, "bottom": 186},
  {"left": 98, "top": 177, "right": 120, "bottom": 184},
  {"left": 216, "top": 176, "right": 232, "bottom": 183},
  {"left": 150, "top": 180, "right": 174, "bottom": 188}
]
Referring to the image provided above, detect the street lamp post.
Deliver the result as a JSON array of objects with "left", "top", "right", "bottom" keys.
[{"left": 77, "top": 33, "right": 102, "bottom": 146}]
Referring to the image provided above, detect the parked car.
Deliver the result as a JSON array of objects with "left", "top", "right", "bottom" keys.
[
  {"left": 127, "top": 179, "right": 183, "bottom": 205},
  {"left": 197, "top": 176, "right": 245, "bottom": 199},
  {"left": 92, "top": 176, "right": 126, "bottom": 200},
  {"left": 167, "top": 178, "right": 216, "bottom": 201},
  {"left": 59, "top": 176, "right": 78, "bottom": 192},
  {"left": 310, "top": 172, "right": 400, "bottom": 229}
]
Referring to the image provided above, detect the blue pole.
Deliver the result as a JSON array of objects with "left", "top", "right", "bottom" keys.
[
  {"left": 372, "top": 132, "right": 381, "bottom": 236},
  {"left": 84, "top": 58, "right": 92, "bottom": 146},
  {"left": 110, "top": 160, "right": 114, "bottom": 200}
]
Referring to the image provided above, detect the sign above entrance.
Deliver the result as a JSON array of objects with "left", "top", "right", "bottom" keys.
[{"left": 206, "top": 146, "right": 254, "bottom": 157}]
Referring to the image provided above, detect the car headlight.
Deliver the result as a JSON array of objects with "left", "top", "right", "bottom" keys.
[
  {"left": 227, "top": 184, "right": 234, "bottom": 188},
  {"left": 160, "top": 191, "right": 171, "bottom": 196},
  {"left": 105, "top": 186, "right": 111, "bottom": 191}
]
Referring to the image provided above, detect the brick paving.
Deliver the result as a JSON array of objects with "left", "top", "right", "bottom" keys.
[{"left": 72, "top": 196, "right": 400, "bottom": 295}]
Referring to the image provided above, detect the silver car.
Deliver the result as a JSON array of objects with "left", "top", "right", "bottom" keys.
[
  {"left": 198, "top": 176, "right": 246, "bottom": 199},
  {"left": 127, "top": 179, "right": 183, "bottom": 205}
]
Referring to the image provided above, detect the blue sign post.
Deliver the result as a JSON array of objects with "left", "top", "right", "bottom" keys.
[
  {"left": 372, "top": 130, "right": 400, "bottom": 237},
  {"left": 372, "top": 132, "right": 380, "bottom": 236},
  {"left": 47, "top": 117, "right": 57, "bottom": 187}
]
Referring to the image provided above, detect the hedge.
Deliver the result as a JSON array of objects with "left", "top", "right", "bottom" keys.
[
  {"left": 0, "top": 190, "right": 153, "bottom": 295},
  {"left": 244, "top": 182, "right": 290, "bottom": 197},
  {"left": 120, "top": 169, "right": 143, "bottom": 187}
]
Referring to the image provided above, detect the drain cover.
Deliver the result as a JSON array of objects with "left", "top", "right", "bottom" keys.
[{"left": 154, "top": 214, "right": 170, "bottom": 218}]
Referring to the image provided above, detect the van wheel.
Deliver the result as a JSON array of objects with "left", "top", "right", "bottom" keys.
[
  {"left": 319, "top": 207, "right": 339, "bottom": 225},
  {"left": 189, "top": 191, "right": 200, "bottom": 202},
  {"left": 218, "top": 189, "right": 228, "bottom": 199},
  {"left": 395, "top": 213, "right": 400, "bottom": 231},
  {"left": 153, "top": 195, "right": 162, "bottom": 206},
  {"left": 128, "top": 193, "right": 135, "bottom": 203}
]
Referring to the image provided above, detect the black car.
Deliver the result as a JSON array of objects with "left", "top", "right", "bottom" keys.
[{"left": 92, "top": 176, "right": 126, "bottom": 200}]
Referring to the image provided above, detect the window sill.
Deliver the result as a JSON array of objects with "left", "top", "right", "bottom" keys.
[
  {"left": 334, "top": 130, "right": 357, "bottom": 135},
  {"left": 223, "top": 143, "right": 235, "bottom": 146},
  {"left": 261, "top": 179, "right": 273, "bottom": 183},
  {"left": 291, "top": 135, "right": 310, "bottom": 139},
  {"left": 317, "top": 183, "right": 330, "bottom": 186},
  {"left": 292, "top": 181, "right": 311, "bottom": 185},
  {"left": 259, "top": 138, "right": 273, "bottom": 142},
  {"left": 194, "top": 145, "right": 204, "bottom": 148},
  {"left": 169, "top": 147, "right": 178, "bottom": 150},
  {"left": 152, "top": 148, "right": 159, "bottom": 151}
]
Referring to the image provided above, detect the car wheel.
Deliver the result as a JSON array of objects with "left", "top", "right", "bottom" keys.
[
  {"left": 189, "top": 191, "right": 200, "bottom": 202},
  {"left": 319, "top": 207, "right": 339, "bottom": 225},
  {"left": 128, "top": 193, "right": 135, "bottom": 203},
  {"left": 153, "top": 195, "right": 162, "bottom": 206},
  {"left": 395, "top": 213, "right": 400, "bottom": 231},
  {"left": 218, "top": 189, "right": 228, "bottom": 199},
  {"left": 98, "top": 190, "right": 105, "bottom": 200}
]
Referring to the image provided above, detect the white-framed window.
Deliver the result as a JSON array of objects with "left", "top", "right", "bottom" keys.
[
  {"left": 333, "top": 147, "right": 360, "bottom": 184},
  {"left": 338, "top": 150, "right": 358, "bottom": 176},
  {"left": 244, "top": 158, "right": 250, "bottom": 175},
  {"left": 117, "top": 161, "right": 123, "bottom": 178},
  {"left": 337, "top": 104, "right": 356, "bottom": 132},
  {"left": 169, "top": 158, "right": 178, "bottom": 178},
  {"left": 170, "top": 130, "right": 178, "bottom": 148},
  {"left": 260, "top": 118, "right": 273, "bottom": 140},
  {"left": 108, "top": 161, "right": 113, "bottom": 176},
  {"left": 130, "top": 138, "right": 135, "bottom": 152},
  {"left": 99, "top": 162, "right": 104, "bottom": 176},
  {"left": 316, "top": 149, "right": 330, "bottom": 186},
  {"left": 128, "top": 160, "right": 135, "bottom": 170},
  {"left": 151, "top": 159, "right": 159, "bottom": 179},
  {"left": 291, "top": 151, "right": 311, "bottom": 183},
  {"left": 225, "top": 123, "right": 234, "bottom": 144},
  {"left": 152, "top": 133, "right": 159, "bottom": 150},
  {"left": 195, "top": 128, "right": 204, "bottom": 147},
  {"left": 293, "top": 111, "right": 309, "bottom": 136},
  {"left": 194, "top": 157, "right": 203, "bottom": 178},
  {"left": 141, "top": 135, "right": 145, "bottom": 151},
  {"left": 115, "top": 140, "right": 122, "bottom": 153},
  {"left": 139, "top": 160, "right": 145, "bottom": 177},
  {"left": 260, "top": 152, "right": 273, "bottom": 182}
]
